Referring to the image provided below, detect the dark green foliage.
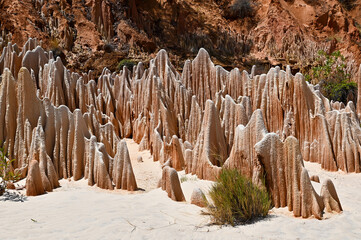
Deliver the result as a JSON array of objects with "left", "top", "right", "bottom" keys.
[
  {"left": 117, "top": 59, "right": 138, "bottom": 71},
  {"left": 207, "top": 169, "right": 271, "bottom": 226},
  {"left": 225, "top": 0, "right": 254, "bottom": 20},
  {"left": 323, "top": 80, "right": 357, "bottom": 105},
  {"left": 0, "top": 145, "right": 20, "bottom": 196},
  {"left": 305, "top": 50, "right": 356, "bottom": 104}
]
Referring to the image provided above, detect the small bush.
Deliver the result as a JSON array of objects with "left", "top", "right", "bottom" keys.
[
  {"left": 49, "top": 37, "right": 67, "bottom": 64},
  {"left": 117, "top": 59, "right": 137, "bottom": 71},
  {"left": 103, "top": 43, "right": 114, "bottom": 53},
  {"left": 207, "top": 169, "right": 271, "bottom": 226},
  {"left": 337, "top": 0, "right": 356, "bottom": 10},
  {"left": 0, "top": 145, "right": 20, "bottom": 195},
  {"left": 180, "top": 175, "right": 198, "bottom": 183},
  {"left": 224, "top": 0, "right": 254, "bottom": 20},
  {"left": 304, "top": 50, "right": 356, "bottom": 104},
  {"left": 324, "top": 80, "right": 357, "bottom": 104}
]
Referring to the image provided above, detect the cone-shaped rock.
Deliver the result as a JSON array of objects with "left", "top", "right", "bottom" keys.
[
  {"left": 26, "top": 160, "right": 45, "bottom": 196},
  {"left": 112, "top": 140, "right": 137, "bottom": 191},
  {"left": 160, "top": 166, "right": 185, "bottom": 201},
  {"left": 191, "top": 100, "right": 227, "bottom": 180}
]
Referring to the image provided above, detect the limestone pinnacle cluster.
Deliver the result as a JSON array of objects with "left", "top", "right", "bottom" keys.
[{"left": 0, "top": 38, "right": 352, "bottom": 218}]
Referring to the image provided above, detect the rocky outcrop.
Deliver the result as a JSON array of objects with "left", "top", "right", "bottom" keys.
[
  {"left": 310, "top": 175, "right": 320, "bottom": 183},
  {"left": 0, "top": 53, "right": 138, "bottom": 195},
  {"left": 0, "top": 40, "right": 350, "bottom": 219},
  {"left": 162, "top": 135, "right": 185, "bottom": 171},
  {"left": 223, "top": 109, "right": 330, "bottom": 219},
  {"left": 112, "top": 140, "right": 137, "bottom": 191},
  {"left": 220, "top": 95, "right": 251, "bottom": 149},
  {"left": 190, "top": 100, "right": 226, "bottom": 181},
  {"left": 91, "top": 0, "right": 114, "bottom": 40},
  {"left": 2, "top": 0, "right": 361, "bottom": 78},
  {"left": 190, "top": 187, "right": 206, "bottom": 207},
  {"left": 6, "top": 182, "right": 15, "bottom": 190},
  {"left": 160, "top": 166, "right": 185, "bottom": 202},
  {"left": 321, "top": 179, "right": 343, "bottom": 213},
  {"left": 255, "top": 135, "right": 324, "bottom": 219},
  {"left": 223, "top": 110, "right": 268, "bottom": 185},
  {"left": 26, "top": 160, "right": 45, "bottom": 196}
]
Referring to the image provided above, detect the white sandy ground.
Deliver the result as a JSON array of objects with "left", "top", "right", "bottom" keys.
[{"left": 1, "top": 139, "right": 361, "bottom": 240}]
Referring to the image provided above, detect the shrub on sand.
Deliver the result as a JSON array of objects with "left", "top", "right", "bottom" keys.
[
  {"left": 0, "top": 145, "right": 20, "bottom": 195},
  {"left": 207, "top": 168, "right": 271, "bottom": 226}
]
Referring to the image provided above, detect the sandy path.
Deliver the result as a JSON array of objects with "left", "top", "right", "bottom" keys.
[{"left": 124, "top": 139, "right": 162, "bottom": 192}]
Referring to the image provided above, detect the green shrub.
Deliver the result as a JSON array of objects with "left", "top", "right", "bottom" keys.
[
  {"left": 323, "top": 80, "right": 357, "bottom": 105},
  {"left": 207, "top": 169, "right": 271, "bottom": 226},
  {"left": 0, "top": 145, "right": 20, "bottom": 195},
  {"left": 117, "top": 59, "right": 138, "bottom": 71},
  {"left": 304, "top": 50, "right": 356, "bottom": 104}
]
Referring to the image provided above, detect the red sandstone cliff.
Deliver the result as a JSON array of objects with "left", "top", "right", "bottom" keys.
[{"left": 0, "top": 0, "right": 361, "bottom": 76}]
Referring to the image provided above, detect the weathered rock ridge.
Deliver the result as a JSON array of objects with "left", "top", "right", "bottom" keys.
[
  {"left": 0, "top": 39, "right": 354, "bottom": 219},
  {"left": 1, "top": 0, "right": 361, "bottom": 76}
]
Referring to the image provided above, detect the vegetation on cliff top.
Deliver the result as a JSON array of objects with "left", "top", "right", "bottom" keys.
[{"left": 305, "top": 50, "right": 357, "bottom": 105}]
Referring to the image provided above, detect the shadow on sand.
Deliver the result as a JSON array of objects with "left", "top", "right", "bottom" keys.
[{"left": 0, "top": 191, "right": 27, "bottom": 202}]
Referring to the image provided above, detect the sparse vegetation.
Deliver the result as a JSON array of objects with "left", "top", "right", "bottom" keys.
[
  {"left": 207, "top": 169, "right": 271, "bottom": 226},
  {"left": 180, "top": 175, "right": 198, "bottom": 183},
  {"left": 224, "top": 0, "right": 255, "bottom": 20},
  {"left": 103, "top": 43, "right": 114, "bottom": 53},
  {"left": 304, "top": 50, "right": 357, "bottom": 104},
  {"left": 337, "top": 0, "right": 356, "bottom": 10},
  {"left": 0, "top": 145, "right": 20, "bottom": 196},
  {"left": 210, "top": 151, "right": 225, "bottom": 167},
  {"left": 49, "top": 37, "right": 66, "bottom": 64},
  {"left": 117, "top": 59, "right": 138, "bottom": 71}
]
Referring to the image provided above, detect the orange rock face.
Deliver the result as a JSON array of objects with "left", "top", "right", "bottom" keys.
[
  {"left": 0, "top": 39, "right": 350, "bottom": 219},
  {"left": 1, "top": 0, "right": 361, "bottom": 79}
]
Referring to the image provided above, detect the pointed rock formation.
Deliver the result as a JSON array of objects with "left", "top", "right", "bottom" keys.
[
  {"left": 160, "top": 166, "right": 185, "bottom": 202},
  {"left": 162, "top": 135, "right": 185, "bottom": 171},
  {"left": 223, "top": 109, "right": 268, "bottom": 185},
  {"left": 220, "top": 95, "right": 251, "bottom": 149},
  {"left": 112, "top": 140, "right": 137, "bottom": 191},
  {"left": 26, "top": 160, "right": 45, "bottom": 196},
  {"left": 191, "top": 100, "right": 226, "bottom": 181},
  {"left": 255, "top": 135, "right": 324, "bottom": 219},
  {"left": 321, "top": 179, "right": 343, "bottom": 213},
  {"left": 0, "top": 40, "right": 347, "bottom": 219}
]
